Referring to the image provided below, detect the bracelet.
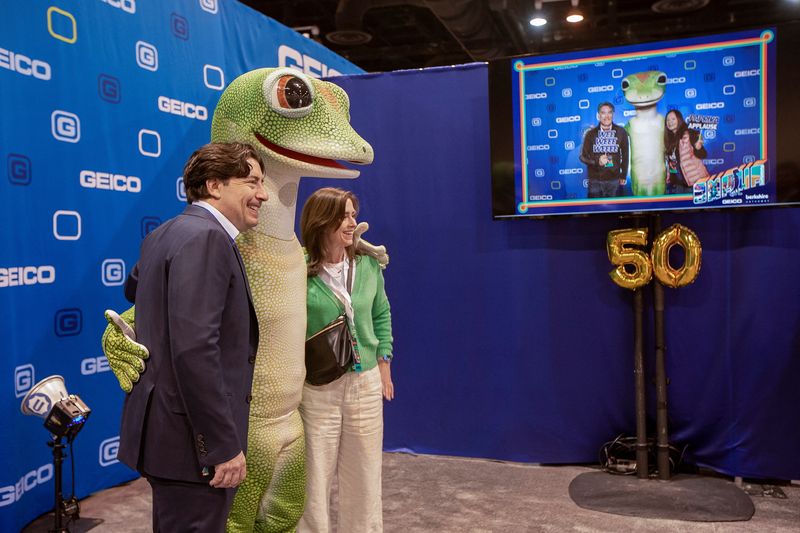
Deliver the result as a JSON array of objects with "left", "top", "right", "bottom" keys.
[{"left": 380, "top": 354, "right": 392, "bottom": 363}]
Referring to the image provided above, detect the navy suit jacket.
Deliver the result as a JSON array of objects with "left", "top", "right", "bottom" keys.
[{"left": 118, "top": 204, "right": 258, "bottom": 483}]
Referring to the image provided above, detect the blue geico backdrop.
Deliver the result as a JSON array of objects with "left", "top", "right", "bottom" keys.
[{"left": 0, "top": 1, "right": 361, "bottom": 530}]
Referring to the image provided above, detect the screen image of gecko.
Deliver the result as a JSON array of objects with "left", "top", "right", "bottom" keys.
[{"left": 505, "top": 28, "right": 776, "bottom": 217}]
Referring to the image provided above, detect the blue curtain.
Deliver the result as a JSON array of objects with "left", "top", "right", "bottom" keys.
[{"left": 299, "top": 63, "right": 800, "bottom": 480}]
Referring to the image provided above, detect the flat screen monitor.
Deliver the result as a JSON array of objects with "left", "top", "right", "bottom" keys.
[{"left": 489, "top": 23, "right": 800, "bottom": 218}]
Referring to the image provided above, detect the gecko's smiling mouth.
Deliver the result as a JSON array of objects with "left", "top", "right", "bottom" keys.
[
  {"left": 628, "top": 95, "right": 663, "bottom": 107},
  {"left": 254, "top": 132, "right": 350, "bottom": 169}
]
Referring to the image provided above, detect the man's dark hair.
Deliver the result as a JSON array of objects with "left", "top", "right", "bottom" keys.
[
  {"left": 183, "top": 142, "right": 265, "bottom": 204},
  {"left": 598, "top": 102, "right": 615, "bottom": 113}
]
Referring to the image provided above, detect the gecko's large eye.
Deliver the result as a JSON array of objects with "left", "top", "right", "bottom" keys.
[
  {"left": 657, "top": 74, "right": 667, "bottom": 85},
  {"left": 621, "top": 79, "right": 630, "bottom": 91},
  {"left": 263, "top": 69, "right": 316, "bottom": 118}
]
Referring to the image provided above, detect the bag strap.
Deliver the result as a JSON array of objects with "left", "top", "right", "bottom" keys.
[{"left": 346, "top": 256, "right": 354, "bottom": 295}]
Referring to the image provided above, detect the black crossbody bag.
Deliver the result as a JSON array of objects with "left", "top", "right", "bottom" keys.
[{"left": 304, "top": 258, "right": 358, "bottom": 386}]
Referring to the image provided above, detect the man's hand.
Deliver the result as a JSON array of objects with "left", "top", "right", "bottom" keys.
[
  {"left": 209, "top": 451, "right": 246, "bottom": 488},
  {"left": 599, "top": 154, "right": 610, "bottom": 166},
  {"left": 102, "top": 307, "right": 149, "bottom": 393},
  {"left": 353, "top": 221, "right": 389, "bottom": 270},
  {"left": 378, "top": 360, "right": 394, "bottom": 401}
]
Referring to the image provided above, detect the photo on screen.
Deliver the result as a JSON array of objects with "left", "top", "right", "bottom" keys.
[{"left": 488, "top": 25, "right": 800, "bottom": 218}]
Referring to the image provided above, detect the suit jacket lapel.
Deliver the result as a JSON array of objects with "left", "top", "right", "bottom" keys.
[
  {"left": 184, "top": 205, "right": 255, "bottom": 307},
  {"left": 231, "top": 239, "right": 255, "bottom": 306}
]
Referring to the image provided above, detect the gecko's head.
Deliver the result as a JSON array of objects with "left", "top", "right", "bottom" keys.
[
  {"left": 211, "top": 68, "right": 374, "bottom": 179},
  {"left": 622, "top": 71, "right": 667, "bottom": 108}
]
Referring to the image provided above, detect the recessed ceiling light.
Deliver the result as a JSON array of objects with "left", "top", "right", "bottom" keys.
[
  {"left": 530, "top": 17, "right": 547, "bottom": 27},
  {"left": 566, "top": 13, "right": 584, "bottom": 23}
]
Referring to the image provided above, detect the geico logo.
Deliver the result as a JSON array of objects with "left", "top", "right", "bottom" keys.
[
  {"left": 81, "top": 356, "right": 110, "bottom": 375},
  {"left": 80, "top": 171, "right": 141, "bottom": 192},
  {"left": 555, "top": 115, "right": 581, "bottom": 123},
  {"left": 0, "top": 266, "right": 56, "bottom": 288},
  {"left": 695, "top": 102, "right": 724, "bottom": 110},
  {"left": 525, "top": 92, "right": 547, "bottom": 100},
  {"left": 722, "top": 198, "right": 742, "bottom": 204},
  {"left": 278, "top": 45, "right": 341, "bottom": 78},
  {"left": 0, "top": 47, "right": 51, "bottom": 80},
  {"left": 530, "top": 195, "right": 553, "bottom": 200},
  {"left": 100, "top": 0, "right": 136, "bottom": 14},
  {"left": 158, "top": 96, "right": 208, "bottom": 120},
  {"left": 667, "top": 77, "right": 686, "bottom": 84},
  {"left": 734, "top": 69, "right": 760, "bottom": 78},
  {"left": 734, "top": 128, "right": 760, "bottom": 135},
  {"left": 0, "top": 464, "right": 53, "bottom": 507},
  {"left": 704, "top": 159, "right": 724, "bottom": 165},
  {"left": 526, "top": 144, "right": 550, "bottom": 151},
  {"left": 587, "top": 85, "right": 614, "bottom": 93},
  {"left": 558, "top": 168, "right": 584, "bottom": 175},
  {"left": 623, "top": 110, "right": 636, "bottom": 117}
]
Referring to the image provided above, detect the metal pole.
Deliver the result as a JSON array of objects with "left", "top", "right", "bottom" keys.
[
  {"left": 633, "top": 286, "right": 649, "bottom": 478},
  {"left": 652, "top": 214, "right": 670, "bottom": 480},
  {"left": 49, "top": 437, "right": 68, "bottom": 533},
  {"left": 631, "top": 215, "right": 649, "bottom": 479}
]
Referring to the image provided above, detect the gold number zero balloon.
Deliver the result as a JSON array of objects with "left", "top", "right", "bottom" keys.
[
  {"left": 651, "top": 224, "right": 702, "bottom": 288},
  {"left": 607, "top": 228, "right": 653, "bottom": 290}
]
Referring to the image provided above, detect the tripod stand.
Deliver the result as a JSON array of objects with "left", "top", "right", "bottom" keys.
[{"left": 47, "top": 436, "right": 80, "bottom": 533}]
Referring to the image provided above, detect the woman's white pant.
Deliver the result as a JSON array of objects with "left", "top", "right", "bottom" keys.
[{"left": 298, "top": 366, "right": 384, "bottom": 533}]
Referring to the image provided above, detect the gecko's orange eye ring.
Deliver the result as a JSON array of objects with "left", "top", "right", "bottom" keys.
[{"left": 263, "top": 69, "right": 316, "bottom": 118}]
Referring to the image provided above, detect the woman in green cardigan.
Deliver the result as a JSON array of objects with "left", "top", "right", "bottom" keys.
[{"left": 298, "top": 187, "right": 394, "bottom": 533}]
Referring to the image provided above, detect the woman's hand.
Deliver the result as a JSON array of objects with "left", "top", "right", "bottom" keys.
[
  {"left": 694, "top": 137, "right": 704, "bottom": 151},
  {"left": 378, "top": 360, "right": 394, "bottom": 401}
]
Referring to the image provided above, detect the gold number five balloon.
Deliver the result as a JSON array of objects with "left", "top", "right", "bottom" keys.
[
  {"left": 607, "top": 228, "right": 653, "bottom": 290},
  {"left": 607, "top": 225, "right": 702, "bottom": 290}
]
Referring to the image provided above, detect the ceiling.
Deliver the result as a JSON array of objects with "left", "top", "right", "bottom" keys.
[{"left": 242, "top": 0, "right": 800, "bottom": 72}]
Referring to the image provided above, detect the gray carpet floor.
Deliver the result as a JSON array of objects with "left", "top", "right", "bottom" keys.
[{"left": 22, "top": 452, "right": 800, "bottom": 532}]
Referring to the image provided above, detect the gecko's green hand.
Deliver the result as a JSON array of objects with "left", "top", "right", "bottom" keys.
[{"left": 101, "top": 307, "right": 149, "bottom": 393}]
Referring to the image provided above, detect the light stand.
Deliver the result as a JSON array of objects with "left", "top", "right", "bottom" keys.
[{"left": 21, "top": 376, "right": 91, "bottom": 533}]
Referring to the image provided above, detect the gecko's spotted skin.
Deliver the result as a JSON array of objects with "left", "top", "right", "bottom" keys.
[{"left": 213, "top": 68, "right": 373, "bottom": 532}]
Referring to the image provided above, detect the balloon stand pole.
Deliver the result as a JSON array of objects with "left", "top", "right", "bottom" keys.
[
  {"left": 650, "top": 214, "right": 671, "bottom": 480},
  {"left": 633, "top": 285, "right": 648, "bottom": 478}
]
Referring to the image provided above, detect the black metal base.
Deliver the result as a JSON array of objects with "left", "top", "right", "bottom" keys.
[
  {"left": 568, "top": 471, "right": 755, "bottom": 522},
  {"left": 23, "top": 515, "right": 103, "bottom": 533}
]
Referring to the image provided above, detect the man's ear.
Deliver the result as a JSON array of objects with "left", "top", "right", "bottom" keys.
[{"left": 206, "top": 178, "right": 223, "bottom": 199}]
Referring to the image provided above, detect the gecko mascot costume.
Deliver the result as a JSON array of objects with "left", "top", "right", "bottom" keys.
[
  {"left": 623, "top": 70, "right": 667, "bottom": 196},
  {"left": 102, "top": 67, "right": 385, "bottom": 532}
]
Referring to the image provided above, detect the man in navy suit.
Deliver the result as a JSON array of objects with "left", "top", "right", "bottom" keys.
[{"left": 118, "top": 142, "right": 268, "bottom": 532}]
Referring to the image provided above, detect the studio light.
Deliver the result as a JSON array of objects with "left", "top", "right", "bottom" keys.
[
  {"left": 21, "top": 376, "right": 92, "bottom": 533},
  {"left": 21, "top": 375, "right": 91, "bottom": 440},
  {"left": 530, "top": 0, "right": 548, "bottom": 27},
  {"left": 566, "top": 0, "right": 585, "bottom": 23}
]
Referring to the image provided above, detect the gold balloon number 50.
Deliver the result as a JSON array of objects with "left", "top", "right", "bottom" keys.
[{"left": 607, "top": 224, "right": 702, "bottom": 290}]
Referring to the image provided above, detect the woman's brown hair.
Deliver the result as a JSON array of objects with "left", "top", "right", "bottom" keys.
[{"left": 300, "top": 187, "right": 360, "bottom": 277}]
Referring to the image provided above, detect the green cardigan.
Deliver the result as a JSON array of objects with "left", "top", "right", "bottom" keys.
[{"left": 306, "top": 255, "right": 393, "bottom": 372}]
